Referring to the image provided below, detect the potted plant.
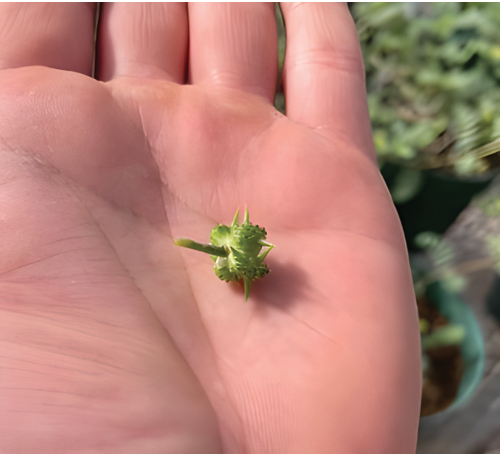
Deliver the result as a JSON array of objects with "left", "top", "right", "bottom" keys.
[
  {"left": 349, "top": 4, "right": 498, "bottom": 412},
  {"left": 351, "top": 2, "right": 500, "bottom": 247},
  {"left": 416, "top": 281, "right": 485, "bottom": 416},
  {"left": 412, "top": 232, "right": 486, "bottom": 416}
]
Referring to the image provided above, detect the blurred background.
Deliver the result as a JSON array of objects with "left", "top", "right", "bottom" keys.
[{"left": 275, "top": 3, "right": 500, "bottom": 453}]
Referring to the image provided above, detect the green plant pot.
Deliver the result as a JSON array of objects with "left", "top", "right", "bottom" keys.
[{"left": 425, "top": 282, "right": 485, "bottom": 410}]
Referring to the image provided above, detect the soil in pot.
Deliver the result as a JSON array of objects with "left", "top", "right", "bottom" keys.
[{"left": 418, "top": 295, "right": 464, "bottom": 417}]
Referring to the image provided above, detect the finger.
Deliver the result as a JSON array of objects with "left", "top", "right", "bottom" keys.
[
  {"left": 0, "top": 2, "right": 96, "bottom": 75},
  {"left": 188, "top": 2, "right": 277, "bottom": 102},
  {"left": 281, "top": 3, "right": 374, "bottom": 153},
  {"left": 97, "top": 2, "right": 188, "bottom": 82}
]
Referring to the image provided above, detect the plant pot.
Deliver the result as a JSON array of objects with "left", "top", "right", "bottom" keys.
[
  {"left": 420, "top": 282, "right": 485, "bottom": 415},
  {"left": 381, "top": 163, "right": 492, "bottom": 251}
]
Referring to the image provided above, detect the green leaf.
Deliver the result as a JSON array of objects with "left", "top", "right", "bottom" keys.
[
  {"left": 421, "top": 324, "right": 466, "bottom": 351},
  {"left": 389, "top": 167, "right": 424, "bottom": 204}
]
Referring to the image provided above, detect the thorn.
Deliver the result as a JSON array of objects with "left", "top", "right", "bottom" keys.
[
  {"left": 256, "top": 244, "right": 274, "bottom": 264},
  {"left": 244, "top": 277, "right": 252, "bottom": 301},
  {"left": 231, "top": 209, "right": 240, "bottom": 228}
]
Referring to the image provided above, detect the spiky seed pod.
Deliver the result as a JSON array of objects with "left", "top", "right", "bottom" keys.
[{"left": 174, "top": 209, "right": 274, "bottom": 301}]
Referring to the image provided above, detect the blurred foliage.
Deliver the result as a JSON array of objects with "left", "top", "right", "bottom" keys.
[
  {"left": 413, "top": 232, "right": 467, "bottom": 355},
  {"left": 351, "top": 2, "right": 500, "bottom": 178},
  {"left": 274, "top": 3, "right": 286, "bottom": 114},
  {"left": 486, "top": 235, "right": 500, "bottom": 274},
  {"left": 474, "top": 193, "right": 500, "bottom": 273},
  {"left": 412, "top": 231, "right": 466, "bottom": 296},
  {"left": 476, "top": 191, "right": 500, "bottom": 216},
  {"left": 412, "top": 226, "right": 500, "bottom": 298},
  {"left": 388, "top": 167, "right": 424, "bottom": 203},
  {"left": 421, "top": 323, "right": 466, "bottom": 351}
]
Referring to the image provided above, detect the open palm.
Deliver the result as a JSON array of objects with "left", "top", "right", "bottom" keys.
[{"left": 0, "top": 3, "right": 421, "bottom": 453}]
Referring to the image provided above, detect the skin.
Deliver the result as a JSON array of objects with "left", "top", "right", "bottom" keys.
[{"left": 0, "top": 2, "right": 421, "bottom": 453}]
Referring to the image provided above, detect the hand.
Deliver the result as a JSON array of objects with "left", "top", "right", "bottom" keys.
[{"left": 0, "top": 2, "right": 421, "bottom": 453}]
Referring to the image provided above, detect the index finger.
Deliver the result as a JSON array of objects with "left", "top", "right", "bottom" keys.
[{"left": 281, "top": 3, "right": 375, "bottom": 156}]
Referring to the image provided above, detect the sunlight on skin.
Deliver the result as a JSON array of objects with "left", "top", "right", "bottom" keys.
[{"left": 0, "top": 3, "right": 421, "bottom": 453}]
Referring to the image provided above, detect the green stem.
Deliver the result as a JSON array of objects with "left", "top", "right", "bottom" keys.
[{"left": 174, "top": 238, "right": 228, "bottom": 257}]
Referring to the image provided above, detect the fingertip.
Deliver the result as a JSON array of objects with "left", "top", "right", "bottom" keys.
[{"left": 280, "top": 2, "right": 372, "bottom": 152}]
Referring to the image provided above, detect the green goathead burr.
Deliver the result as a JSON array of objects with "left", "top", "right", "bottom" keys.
[{"left": 174, "top": 209, "right": 274, "bottom": 301}]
